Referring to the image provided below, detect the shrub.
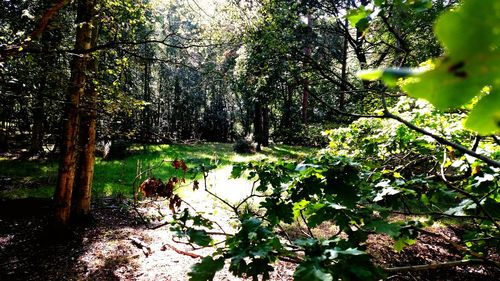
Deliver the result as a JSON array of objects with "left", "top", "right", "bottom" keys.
[{"left": 233, "top": 138, "right": 256, "bottom": 154}]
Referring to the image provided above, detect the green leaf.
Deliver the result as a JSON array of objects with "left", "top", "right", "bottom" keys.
[
  {"left": 187, "top": 229, "right": 212, "bottom": 247},
  {"left": 346, "top": 6, "right": 372, "bottom": 32},
  {"left": 357, "top": 69, "right": 383, "bottom": 81},
  {"left": 230, "top": 164, "right": 244, "bottom": 178},
  {"left": 325, "top": 247, "right": 365, "bottom": 259},
  {"left": 411, "top": 0, "right": 433, "bottom": 12},
  {"left": 357, "top": 68, "right": 420, "bottom": 86},
  {"left": 402, "top": 58, "right": 489, "bottom": 109},
  {"left": 465, "top": 89, "right": 500, "bottom": 134},
  {"left": 402, "top": 0, "right": 500, "bottom": 133},
  {"left": 294, "top": 260, "right": 333, "bottom": 281},
  {"left": 189, "top": 256, "right": 225, "bottom": 281},
  {"left": 366, "top": 220, "right": 401, "bottom": 237},
  {"left": 435, "top": 0, "right": 499, "bottom": 58},
  {"left": 294, "top": 238, "right": 318, "bottom": 248},
  {"left": 394, "top": 236, "right": 417, "bottom": 252}
]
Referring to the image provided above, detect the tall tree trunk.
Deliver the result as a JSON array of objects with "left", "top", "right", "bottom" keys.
[
  {"left": 254, "top": 101, "right": 263, "bottom": 151},
  {"left": 29, "top": 88, "right": 45, "bottom": 156},
  {"left": 142, "top": 58, "right": 151, "bottom": 142},
  {"left": 339, "top": 18, "right": 349, "bottom": 111},
  {"left": 301, "top": 12, "right": 313, "bottom": 124},
  {"left": 54, "top": 0, "right": 94, "bottom": 225},
  {"left": 73, "top": 24, "right": 98, "bottom": 219},
  {"left": 262, "top": 104, "right": 269, "bottom": 147}
]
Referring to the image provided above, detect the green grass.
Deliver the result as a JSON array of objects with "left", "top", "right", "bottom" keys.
[{"left": 0, "top": 143, "right": 316, "bottom": 199}]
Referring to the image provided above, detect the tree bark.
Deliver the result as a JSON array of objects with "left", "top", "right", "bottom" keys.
[
  {"left": 54, "top": 0, "right": 94, "bottom": 225},
  {"left": 254, "top": 101, "right": 263, "bottom": 151},
  {"left": 29, "top": 89, "right": 45, "bottom": 156},
  {"left": 73, "top": 24, "right": 98, "bottom": 219},
  {"left": 339, "top": 18, "right": 349, "bottom": 111},
  {"left": 262, "top": 104, "right": 269, "bottom": 147},
  {"left": 301, "top": 13, "right": 313, "bottom": 124}
]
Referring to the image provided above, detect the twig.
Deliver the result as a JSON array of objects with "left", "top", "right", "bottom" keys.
[
  {"left": 384, "top": 259, "right": 485, "bottom": 273},
  {"left": 0, "top": 0, "right": 70, "bottom": 61},
  {"left": 129, "top": 237, "right": 152, "bottom": 257},
  {"left": 438, "top": 180, "right": 500, "bottom": 230},
  {"left": 492, "top": 135, "right": 500, "bottom": 146},
  {"left": 300, "top": 210, "right": 315, "bottom": 238},
  {"left": 202, "top": 172, "right": 239, "bottom": 215},
  {"left": 383, "top": 111, "right": 500, "bottom": 168},
  {"left": 132, "top": 159, "right": 170, "bottom": 204},
  {"left": 440, "top": 146, "right": 448, "bottom": 183},
  {"left": 161, "top": 243, "right": 202, "bottom": 258}
]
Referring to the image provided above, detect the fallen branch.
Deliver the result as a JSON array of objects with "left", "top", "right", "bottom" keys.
[
  {"left": 384, "top": 259, "right": 484, "bottom": 272},
  {"left": 129, "top": 237, "right": 152, "bottom": 257},
  {"left": 161, "top": 243, "right": 202, "bottom": 259}
]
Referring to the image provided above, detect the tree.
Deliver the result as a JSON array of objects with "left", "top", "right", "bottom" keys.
[{"left": 54, "top": 0, "right": 96, "bottom": 225}]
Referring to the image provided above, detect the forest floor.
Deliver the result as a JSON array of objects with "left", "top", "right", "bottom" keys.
[{"left": 0, "top": 159, "right": 499, "bottom": 280}]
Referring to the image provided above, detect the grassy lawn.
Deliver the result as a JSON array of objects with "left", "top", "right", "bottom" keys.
[{"left": 0, "top": 143, "right": 316, "bottom": 199}]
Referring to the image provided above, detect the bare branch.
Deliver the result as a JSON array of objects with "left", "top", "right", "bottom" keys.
[
  {"left": 384, "top": 259, "right": 485, "bottom": 273},
  {"left": 0, "top": 0, "right": 70, "bottom": 61},
  {"left": 383, "top": 111, "right": 500, "bottom": 168}
]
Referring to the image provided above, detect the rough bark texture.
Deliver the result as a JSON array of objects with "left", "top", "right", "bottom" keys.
[
  {"left": 54, "top": 0, "right": 94, "bottom": 225},
  {"left": 73, "top": 25, "right": 98, "bottom": 219}
]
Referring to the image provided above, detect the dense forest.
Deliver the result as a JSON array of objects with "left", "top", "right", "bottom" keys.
[{"left": 0, "top": 0, "right": 499, "bottom": 280}]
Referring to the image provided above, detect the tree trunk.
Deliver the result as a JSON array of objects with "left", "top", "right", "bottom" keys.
[
  {"left": 142, "top": 57, "right": 151, "bottom": 142},
  {"left": 301, "top": 12, "right": 313, "bottom": 124},
  {"left": 339, "top": 18, "right": 349, "bottom": 111},
  {"left": 262, "top": 104, "right": 269, "bottom": 147},
  {"left": 73, "top": 24, "right": 98, "bottom": 219},
  {"left": 54, "top": 0, "right": 94, "bottom": 225},
  {"left": 29, "top": 91, "right": 45, "bottom": 156},
  {"left": 254, "top": 102, "right": 263, "bottom": 151}
]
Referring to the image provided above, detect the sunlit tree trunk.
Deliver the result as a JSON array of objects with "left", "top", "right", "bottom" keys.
[
  {"left": 54, "top": 0, "right": 94, "bottom": 225},
  {"left": 73, "top": 25, "right": 98, "bottom": 219}
]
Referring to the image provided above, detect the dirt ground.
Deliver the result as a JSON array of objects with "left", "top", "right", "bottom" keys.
[
  {"left": 0, "top": 167, "right": 499, "bottom": 280},
  {"left": 0, "top": 197, "right": 498, "bottom": 281}
]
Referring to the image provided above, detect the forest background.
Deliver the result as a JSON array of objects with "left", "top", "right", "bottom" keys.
[{"left": 0, "top": 0, "right": 499, "bottom": 280}]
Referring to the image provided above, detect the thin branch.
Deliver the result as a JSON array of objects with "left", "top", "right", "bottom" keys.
[
  {"left": 202, "top": 173, "right": 239, "bottom": 215},
  {"left": 439, "top": 180, "right": 500, "bottom": 230},
  {"left": 440, "top": 146, "right": 448, "bottom": 183},
  {"left": 300, "top": 210, "right": 315, "bottom": 238},
  {"left": 384, "top": 259, "right": 485, "bottom": 273},
  {"left": 0, "top": 0, "right": 70, "bottom": 61},
  {"left": 492, "top": 135, "right": 500, "bottom": 146},
  {"left": 383, "top": 111, "right": 500, "bottom": 168},
  {"left": 390, "top": 210, "right": 491, "bottom": 221},
  {"left": 471, "top": 135, "right": 481, "bottom": 152}
]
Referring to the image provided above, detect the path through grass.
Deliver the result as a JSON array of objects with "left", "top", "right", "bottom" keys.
[{"left": 0, "top": 143, "right": 316, "bottom": 199}]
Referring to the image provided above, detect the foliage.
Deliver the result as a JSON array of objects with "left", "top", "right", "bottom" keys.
[
  {"left": 325, "top": 97, "right": 476, "bottom": 162},
  {"left": 184, "top": 131, "right": 498, "bottom": 280},
  {"left": 360, "top": 0, "right": 500, "bottom": 135},
  {"left": 233, "top": 138, "right": 256, "bottom": 154},
  {"left": 273, "top": 123, "right": 330, "bottom": 147}
]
